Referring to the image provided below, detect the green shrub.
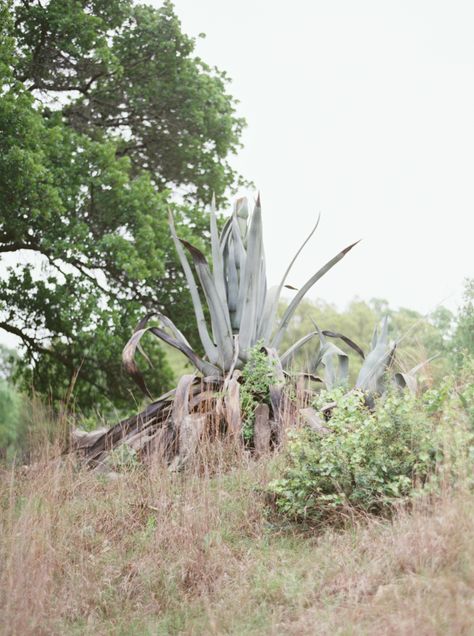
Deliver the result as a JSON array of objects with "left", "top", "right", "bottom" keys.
[
  {"left": 456, "top": 356, "right": 474, "bottom": 428},
  {"left": 109, "top": 444, "right": 140, "bottom": 471},
  {"left": 0, "top": 382, "right": 69, "bottom": 463},
  {"left": 268, "top": 389, "right": 442, "bottom": 521},
  {"left": 0, "top": 380, "right": 23, "bottom": 461},
  {"left": 239, "top": 345, "right": 277, "bottom": 443}
]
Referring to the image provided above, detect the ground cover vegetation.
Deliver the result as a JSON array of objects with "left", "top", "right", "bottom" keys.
[{"left": 1, "top": 355, "right": 473, "bottom": 634}]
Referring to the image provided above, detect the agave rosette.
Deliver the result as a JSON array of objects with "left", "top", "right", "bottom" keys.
[
  {"left": 123, "top": 195, "right": 359, "bottom": 396},
  {"left": 309, "top": 316, "right": 435, "bottom": 396}
]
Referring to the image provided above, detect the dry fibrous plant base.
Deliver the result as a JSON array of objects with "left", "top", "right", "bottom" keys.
[{"left": 74, "top": 374, "right": 293, "bottom": 469}]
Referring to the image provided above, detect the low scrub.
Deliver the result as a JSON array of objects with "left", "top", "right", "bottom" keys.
[
  {"left": 2, "top": 430, "right": 474, "bottom": 634},
  {"left": 239, "top": 343, "right": 278, "bottom": 443},
  {"left": 0, "top": 380, "right": 22, "bottom": 461},
  {"left": 268, "top": 371, "right": 474, "bottom": 522}
]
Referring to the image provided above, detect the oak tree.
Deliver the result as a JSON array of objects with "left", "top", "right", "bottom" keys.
[{"left": 0, "top": 0, "right": 246, "bottom": 412}]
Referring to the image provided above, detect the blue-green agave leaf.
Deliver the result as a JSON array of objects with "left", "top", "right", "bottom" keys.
[
  {"left": 355, "top": 317, "right": 394, "bottom": 394},
  {"left": 238, "top": 196, "right": 264, "bottom": 351},
  {"left": 168, "top": 211, "right": 218, "bottom": 365},
  {"left": 272, "top": 240, "right": 360, "bottom": 349},
  {"left": 210, "top": 194, "right": 227, "bottom": 305},
  {"left": 280, "top": 331, "right": 318, "bottom": 369},
  {"left": 180, "top": 239, "right": 234, "bottom": 369}
]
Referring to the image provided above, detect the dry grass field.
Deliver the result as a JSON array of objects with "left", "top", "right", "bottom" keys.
[{"left": 1, "top": 434, "right": 474, "bottom": 636}]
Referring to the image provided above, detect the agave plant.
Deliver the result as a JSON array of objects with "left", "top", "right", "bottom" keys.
[
  {"left": 296, "top": 317, "right": 437, "bottom": 433},
  {"left": 123, "top": 195, "right": 359, "bottom": 396},
  {"left": 355, "top": 316, "right": 396, "bottom": 394},
  {"left": 311, "top": 316, "right": 434, "bottom": 396}
]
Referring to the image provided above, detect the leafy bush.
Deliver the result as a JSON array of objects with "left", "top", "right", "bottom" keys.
[
  {"left": 0, "top": 380, "right": 23, "bottom": 461},
  {"left": 268, "top": 389, "right": 442, "bottom": 521},
  {"left": 0, "top": 381, "right": 70, "bottom": 463},
  {"left": 452, "top": 279, "right": 474, "bottom": 365},
  {"left": 239, "top": 345, "right": 277, "bottom": 443},
  {"left": 109, "top": 444, "right": 140, "bottom": 471},
  {"left": 456, "top": 356, "right": 474, "bottom": 428}
]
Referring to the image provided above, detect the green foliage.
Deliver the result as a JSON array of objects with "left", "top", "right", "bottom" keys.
[
  {"left": 11, "top": 0, "right": 245, "bottom": 205},
  {"left": 424, "top": 361, "right": 474, "bottom": 484},
  {"left": 108, "top": 444, "right": 139, "bottom": 471},
  {"left": 269, "top": 389, "right": 443, "bottom": 521},
  {"left": 422, "top": 380, "right": 453, "bottom": 416},
  {"left": 0, "top": 0, "right": 246, "bottom": 412},
  {"left": 0, "top": 345, "right": 18, "bottom": 381},
  {"left": 0, "top": 380, "right": 23, "bottom": 461},
  {"left": 456, "top": 356, "right": 474, "bottom": 429},
  {"left": 239, "top": 345, "right": 277, "bottom": 443},
  {"left": 452, "top": 279, "right": 474, "bottom": 365}
]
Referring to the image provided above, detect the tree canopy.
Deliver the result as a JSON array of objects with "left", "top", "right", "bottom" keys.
[
  {"left": 0, "top": 0, "right": 246, "bottom": 413},
  {"left": 12, "top": 0, "right": 245, "bottom": 204}
]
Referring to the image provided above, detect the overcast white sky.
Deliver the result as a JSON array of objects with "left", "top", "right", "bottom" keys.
[{"left": 164, "top": 0, "right": 474, "bottom": 315}]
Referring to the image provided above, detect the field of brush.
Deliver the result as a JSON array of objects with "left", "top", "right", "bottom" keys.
[
  {"left": 2, "top": 390, "right": 474, "bottom": 636},
  {"left": 1, "top": 285, "right": 473, "bottom": 636}
]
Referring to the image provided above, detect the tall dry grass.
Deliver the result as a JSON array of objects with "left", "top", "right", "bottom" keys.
[
  {"left": 0, "top": 439, "right": 269, "bottom": 635},
  {"left": 1, "top": 437, "right": 474, "bottom": 635}
]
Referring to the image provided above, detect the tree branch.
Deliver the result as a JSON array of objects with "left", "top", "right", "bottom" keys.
[
  {"left": 0, "top": 321, "right": 112, "bottom": 397},
  {"left": 0, "top": 242, "right": 37, "bottom": 253}
]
